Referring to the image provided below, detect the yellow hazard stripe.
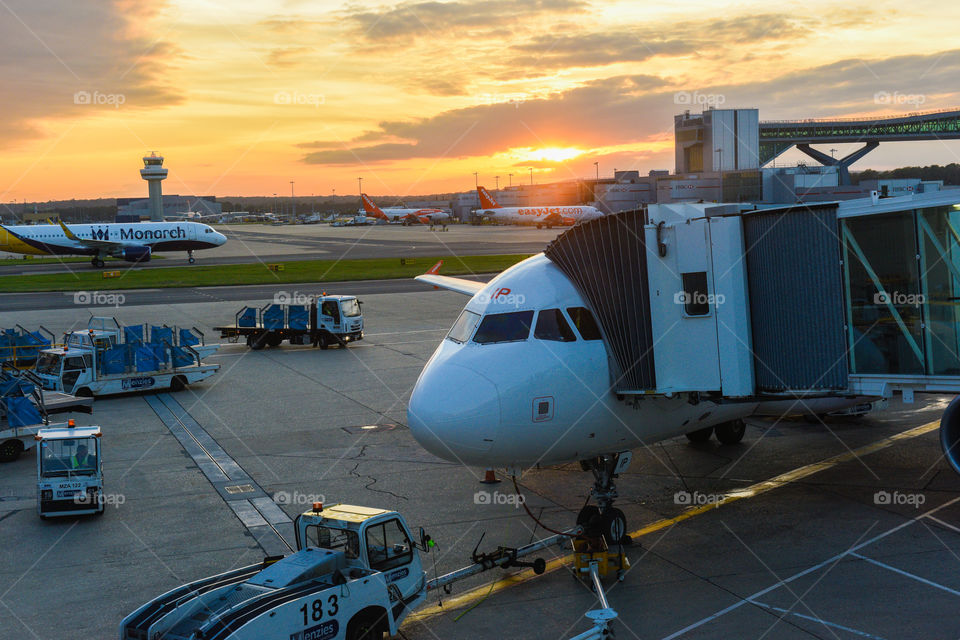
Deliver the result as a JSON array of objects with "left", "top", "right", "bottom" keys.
[{"left": 406, "top": 420, "right": 940, "bottom": 623}]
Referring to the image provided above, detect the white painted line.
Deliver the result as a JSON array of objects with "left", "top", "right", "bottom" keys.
[
  {"left": 750, "top": 601, "right": 887, "bottom": 639},
  {"left": 850, "top": 552, "right": 960, "bottom": 597},
  {"left": 661, "top": 496, "right": 960, "bottom": 639}
]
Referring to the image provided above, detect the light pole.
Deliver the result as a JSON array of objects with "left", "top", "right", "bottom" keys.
[
  {"left": 529, "top": 168, "right": 533, "bottom": 185},
  {"left": 508, "top": 173, "right": 513, "bottom": 187},
  {"left": 290, "top": 181, "right": 295, "bottom": 220},
  {"left": 357, "top": 177, "right": 363, "bottom": 196},
  {"left": 473, "top": 172, "right": 478, "bottom": 188},
  {"left": 830, "top": 148, "right": 837, "bottom": 159},
  {"left": 495, "top": 175, "right": 499, "bottom": 189},
  {"left": 715, "top": 148, "right": 723, "bottom": 172},
  {"left": 594, "top": 161, "right": 599, "bottom": 181}
]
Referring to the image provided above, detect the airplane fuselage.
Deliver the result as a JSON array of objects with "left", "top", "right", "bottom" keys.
[
  {"left": 408, "top": 254, "right": 864, "bottom": 469},
  {"left": 0, "top": 221, "right": 226, "bottom": 257},
  {"left": 477, "top": 206, "right": 604, "bottom": 227}
]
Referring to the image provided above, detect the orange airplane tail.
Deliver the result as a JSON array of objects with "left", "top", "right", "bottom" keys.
[
  {"left": 477, "top": 186, "right": 499, "bottom": 209},
  {"left": 361, "top": 194, "right": 388, "bottom": 220}
]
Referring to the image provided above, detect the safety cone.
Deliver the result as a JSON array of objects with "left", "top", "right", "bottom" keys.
[{"left": 479, "top": 468, "right": 501, "bottom": 484}]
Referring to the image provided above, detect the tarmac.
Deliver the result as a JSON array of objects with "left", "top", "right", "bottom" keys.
[{"left": 2, "top": 285, "right": 960, "bottom": 639}]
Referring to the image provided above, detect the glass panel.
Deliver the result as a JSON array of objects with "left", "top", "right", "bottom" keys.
[
  {"left": 566, "top": 307, "right": 603, "bottom": 340},
  {"left": 341, "top": 299, "right": 361, "bottom": 317},
  {"left": 305, "top": 525, "right": 359, "bottom": 559},
  {"left": 919, "top": 205, "right": 960, "bottom": 375},
  {"left": 40, "top": 437, "right": 98, "bottom": 477},
  {"left": 534, "top": 309, "right": 576, "bottom": 342},
  {"left": 446, "top": 309, "right": 481, "bottom": 343},
  {"left": 680, "top": 272, "right": 710, "bottom": 316},
  {"left": 366, "top": 520, "right": 412, "bottom": 572},
  {"left": 473, "top": 311, "right": 533, "bottom": 344},
  {"left": 843, "top": 212, "right": 924, "bottom": 374}
]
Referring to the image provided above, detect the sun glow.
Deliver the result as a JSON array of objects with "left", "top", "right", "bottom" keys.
[{"left": 513, "top": 147, "right": 586, "bottom": 163}]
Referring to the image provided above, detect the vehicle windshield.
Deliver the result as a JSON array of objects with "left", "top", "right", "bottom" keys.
[
  {"left": 473, "top": 311, "right": 534, "bottom": 344},
  {"left": 35, "top": 352, "right": 61, "bottom": 376},
  {"left": 447, "top": 310, "right": 481, "bottom": 343},
  {"left": 40, "top": 437, "right": 98, "bottom": 477},
  {"left": 341, "top": 298, "right": 361, "bottom": 317},
  {"left": 304, "top": 524, "right": 360, "bottom": 559}
]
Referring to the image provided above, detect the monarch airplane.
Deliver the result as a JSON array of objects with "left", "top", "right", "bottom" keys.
[
  {"left": 474, "top": 186, "right": 605, "bottom": 228},
  {"left": 360, "top": 194, "right": 450, "bottom": 226},
  {"left": 0, "top": 219, "right": 227, "bottom": 267}
]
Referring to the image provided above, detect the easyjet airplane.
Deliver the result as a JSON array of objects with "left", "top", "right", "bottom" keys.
[
  {"left": 474, "top": 186, "right": 604, "bottom": 228},
  {"left": 0, "top": 219, "right": 226, "bottom": 267},
  {"left": 360, "top": 194, "right": 450, "bottom": 226}
]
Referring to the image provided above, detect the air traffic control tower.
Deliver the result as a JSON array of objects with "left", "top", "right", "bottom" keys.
[{"left": 140, "top": 153, "right": 168, "bottom": 222}]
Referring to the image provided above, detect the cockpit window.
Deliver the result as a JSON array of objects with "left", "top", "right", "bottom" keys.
[
  {"left": 447, "top": 309, "right": 481, "bottom": 343},
  {"left": 534, "top": 309, "right": 576, "bottom": 342},
  {"left": 473, "top": 311, "right": 533, "bottom": 344},
  {"left": 566, "top": 307, "right": 602, "bottom": 340}
]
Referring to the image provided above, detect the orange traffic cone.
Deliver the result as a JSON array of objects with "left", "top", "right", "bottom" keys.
[{"left": 480, "top": 468, "right": 501, "bottom": 484}]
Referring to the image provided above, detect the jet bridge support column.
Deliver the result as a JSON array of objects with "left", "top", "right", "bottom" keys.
[{"left": 797, "top": 142, "right": 879, "bottom": 185}]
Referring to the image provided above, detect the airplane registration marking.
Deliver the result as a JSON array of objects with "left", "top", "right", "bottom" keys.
[{"left": 405, "top": 420, "right": 941, "bottom": 622}]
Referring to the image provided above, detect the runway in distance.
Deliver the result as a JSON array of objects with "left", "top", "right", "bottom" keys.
[
  {"left": 0, "top": 219, "right": 227, "bottom": 266},
  {"left": 474, "top": 186, "right": 604, "bottom": 228},
  {"left": 360, "top": 193, "right": 450, "bottom": 225}
]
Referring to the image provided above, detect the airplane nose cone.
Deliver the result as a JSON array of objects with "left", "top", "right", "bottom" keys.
[
  {"left": 408, "top": 363, "right": 500, "bottom": 463},
  {"left": 215, "top": 232, "right": 227, "bottom": 245}
]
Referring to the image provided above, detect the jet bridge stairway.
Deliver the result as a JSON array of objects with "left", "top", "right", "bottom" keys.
[{"left": 544, "top": 192, "right": 960, "bottom": 474}]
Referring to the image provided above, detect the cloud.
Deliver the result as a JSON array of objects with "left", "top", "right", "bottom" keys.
[
  {"left": 0, "top": 0, "right": 181, "bottom": 147},
  {"left": 267, "top": 46, "right": 312, "bottom": 68},
  {"left": 508, "top": 14, "right": 814, "bottom": 71},
  {"left": 343, "top": 0, "right": 587, "bottom": 43},
  {"left": 301, "top": 49, "right": 960, "bottom": 166}
]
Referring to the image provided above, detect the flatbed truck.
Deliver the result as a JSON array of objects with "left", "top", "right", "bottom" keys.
[{"left": 215, "top": 295, "right": 364, "bottom": 350}]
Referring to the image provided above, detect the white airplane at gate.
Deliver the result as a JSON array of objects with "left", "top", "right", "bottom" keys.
[
  {"left": 474, "top": 186, "right": 604, "bottom": 228},
  {"left": 407, "top": 197, "right": 958, "bottom": 543},
  {"left": 360, "top": 194, "right": 450, "bottom": 225},
  {"left": 0, "top": 219, "right": 226, "bottom": 267}
]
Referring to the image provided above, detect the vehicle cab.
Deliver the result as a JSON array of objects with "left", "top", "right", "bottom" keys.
[
  {"left": 36, "top": 424, "right": 104, "bottom": 517},
  {"left": 294, "top": 504, "right": 427, "bottom": 617},
  {"left": 318, "top": 296, "right": 364, "bottom": 342},
  {"left": 33, "top": 329, "right": 114, "bottom": 393}
]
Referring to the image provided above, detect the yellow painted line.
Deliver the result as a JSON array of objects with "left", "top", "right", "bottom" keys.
[{"left": 406, "top": 420, "right": 940, "bottom": 623}]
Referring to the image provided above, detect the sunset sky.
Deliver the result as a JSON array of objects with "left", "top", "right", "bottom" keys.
[{"left": 2, "top": 0, "right": 960, "bottom": 202}]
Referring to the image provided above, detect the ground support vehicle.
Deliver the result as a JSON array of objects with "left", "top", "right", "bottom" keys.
[
  {"left": 122, "top": 502, "right": 619, "bottom": 640},
  {"left": 36, "top": 424, "right": 104, "bottom": 518},
  {"left": 32, "top": 317, "right": 220, "bottom": 397},
  {"left": 215, "top": 295, "right": 364, "bottom": 350}
]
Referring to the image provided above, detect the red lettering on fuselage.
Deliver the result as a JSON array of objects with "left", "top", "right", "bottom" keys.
[{"left": 493, "top": 287, "right": 511, "bottom": 299}]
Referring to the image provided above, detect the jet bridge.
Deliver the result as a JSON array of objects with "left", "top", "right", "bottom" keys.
[{"left": 545, "top": 191, "right": 960, "bottom": 405}]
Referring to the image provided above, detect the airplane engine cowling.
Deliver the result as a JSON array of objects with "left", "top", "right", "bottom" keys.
[
  {"left": 940, "top": 395, "right": 960, "bottom": 475},
  {"left": 122, "top": 245, "right": 152, "bottom": 263}
]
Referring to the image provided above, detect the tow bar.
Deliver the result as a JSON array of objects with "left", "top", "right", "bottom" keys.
[{"left": 424, "top": 527, "right": 619, "bottom": 638}]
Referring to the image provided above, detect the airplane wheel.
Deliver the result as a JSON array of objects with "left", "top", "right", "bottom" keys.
[
  {"left": 536, "top": 224, "right": 543, "bottom": 229},
  {"left": 0, "top": 439, "right": 23, "bottom": 463},
  {"left": 576, "top": 504, "right": 601, "bottom": 537},
  {"left": 686, "top": 426, "right": 713, "bottom": 443},
  {"left": 188, "top": 257, "right": 195, "bottom": 264},
  {"left": 601, "top": 507, "right": 628, "bottom": 546},
  {"left": 715, "top": 419, "right": 746, "bottom": 445}
]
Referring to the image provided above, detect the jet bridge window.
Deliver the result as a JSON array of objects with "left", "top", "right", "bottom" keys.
[
  {"left": 447, "top": 309, "right": 481, "bottom": 343},
  {"left": 534, "top": 309, "right": 576, "bottom": 342},
  {"left": 566, "top": 307, "right": 602, "bottom": 340},
  {"left": 473, "top": 311, "right": 533, "bottom": 344},
  {"left": 680, "top": 272, "right": 710, "bottom": 316}
]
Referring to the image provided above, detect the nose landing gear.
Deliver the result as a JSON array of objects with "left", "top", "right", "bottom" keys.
[
  {"left": 90, "top": 255, "right": 105, "bottom": 268},
  {"left": 578, "top": 452, "right": 632, "bottom": 546},
  {"left": 187, "top": 250, "right": 195, "bottom": 264}
]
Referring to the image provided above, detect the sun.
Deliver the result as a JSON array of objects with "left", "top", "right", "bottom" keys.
[{"left": 514, "top": 147, "right": 586, "bottom": 163}]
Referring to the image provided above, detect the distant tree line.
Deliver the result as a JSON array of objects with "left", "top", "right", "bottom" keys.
[{"left": 853, "top": 163, "right": 960, "bottom": 185}]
